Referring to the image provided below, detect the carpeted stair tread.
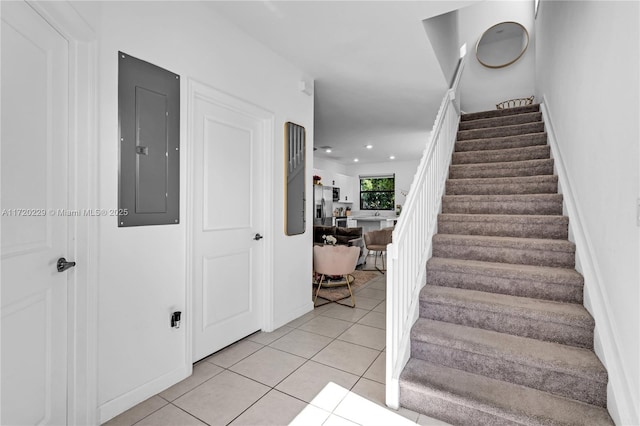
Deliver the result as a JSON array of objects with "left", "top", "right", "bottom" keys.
[
  {"left": 442, "top": 193, "right": 564, "bottom": 215},
  {"left": 455, "top": 132, "right": 548, "bottom": 153},
  {"left": 419, "top": 285, "right": 593, "bottom": 332},
  {"left": 419, "top": 286, "right": 593, "bottom": 348},
  {"left": 449, "top": 158, "right": 554, "bottom": 179},
  {"left": 427, "top": 257, "right": 583, "bottom": 303},
  {"left": 459, "top": 112, "right": 542, "bottom": 131},
  {"left": 411, "top": 318, "right": 603, "bottom": 380},
  {"left": 437, "top": 213, "right": 568, "bottom": 239},
  {"left": 461, "top": 104, "right": 540, "bottom": 122},
  {"left": 433, "top": 233, "right": 574, "bottom": 251},
  {"left": 452, "top": 145, "right": 551, "bottom": 165},
  {"left": 398, "top": 104, "right": 611, "bottom": 422},
  {"left": 410, "top": 319, "right": 606, "bottom": 405},
  {"left": 446, "top": 175, "right": 558, "bottom": 196},
  {"left": 399, "top": 358, "right": 614, "bottom": 425},
  {"left": 457, "top": 122, "right": 545, "bottom": 142},
  {"left": 432, "top": 233, "right": 575, "bottom": 268}
]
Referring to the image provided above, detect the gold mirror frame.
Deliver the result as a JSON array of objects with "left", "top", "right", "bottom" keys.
[{"left": 476, "top": 21, "right": 529, "bottom": 69}]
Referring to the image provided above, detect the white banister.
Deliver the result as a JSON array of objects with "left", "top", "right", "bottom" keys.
[{"left": 385, "top": 56, "right": 466, "bottom": 409}]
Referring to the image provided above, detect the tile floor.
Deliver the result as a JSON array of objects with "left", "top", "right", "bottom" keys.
[{"left": 104, "top": 262, "right": 450, "bottom": 426}]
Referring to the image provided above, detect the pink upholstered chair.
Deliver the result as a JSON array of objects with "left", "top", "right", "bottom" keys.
[{"left": 313, "top": 245, "right": 360, "bottom": 308}]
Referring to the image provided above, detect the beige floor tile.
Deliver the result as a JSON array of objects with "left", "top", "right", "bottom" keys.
[
  {"left": 203, "top": 340, "right": 263, "bottom": 368},
  {"left": 289, "top": 404, "right": 332, "bottom": 426},
  {"left": 363, "top": 351, "right": 385, "bottom": 384},
  {"left": 322, "top": 414, "right": 361, "bottom": 426},
  {"left": 173, "top": 370, "right": 269, "bottom": 426},
  {"left": 102, "top": 396, "right": 167, "bottom": 426},
  {"left": 159, "top": 361, "right": 223, "bottom": 401},
  {"left": 397, "top": 407, "right": 421, "bottom": 423},
  {"left": 299, "top": 315, "right": 354, "bottom": 338},
  {"left": 229, "top": 390, "right": 308, "bottom": 425},
  {"left": 417, "top": 413, "right": 453, "bottom": 425},
  {"left": 286, "top": 310, "right": 318, "bottom": 328},
  {"left": 352, "top": 296, "right": 383, "bottom": 310},
  {"left": 361, "top": 256, "right": 386, "bottom": 271},
  {"left": 373, "top": 300, "right": 386, "bottom": 313},
  {"left": 269, "top": 329, "right": 333, "bottom": 358},
  {"left": 359, "top": 260, "right": 376, "bottom": 271},
  {"left": 312, "top": 302, "right": 335, "bottom": 315},
  {"left": 357, "top": 311, "right": 386, "bottom": 330},
  {"left": 354, "top": 287, "right": 386, "bottom": 301},
  {"left": 337, "top": 323, "right": 386, "bottom": 350},
  {"left": 229, "top": 346, "right": 306, "bottom": 387},
  {"left": 246, "top": 325, "right": 294, "bottom": 345},
  {"left": 334, "top": 391, "right": 415, "bottom": 426},
  {"left": 311, "top": 340, "right": 380, "bottom": 376},
  {"left": 351, "top": 377, "right": 385, "bottom": 406},
  {"left": 366, "top": 279, "right": 387, "bottom": 291},
  {"left": 320, "top": 305, "right": 369, "bottom": 322},
  {"left": 135, "top": 404, "right": 206, "bottom": 426},
  {"left": 276, "top": 361, "right": 359, "bottom": 412},
  {"left": 349, "top": 378, "right": 419, "bottom": 422}
]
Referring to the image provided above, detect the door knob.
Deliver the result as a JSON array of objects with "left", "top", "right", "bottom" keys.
[
  {"left": 253, "top": 233, "right": 264, "bottom": 241},
  {"left": 57, "top": 257, "right": 76, "bottom": 272}
]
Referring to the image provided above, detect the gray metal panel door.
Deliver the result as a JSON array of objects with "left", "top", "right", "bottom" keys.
[{"left": 118, "top": 52, "right": 179, "bottom": 226}]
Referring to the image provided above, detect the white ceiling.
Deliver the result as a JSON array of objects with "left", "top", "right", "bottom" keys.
[{"left": 209, "top": 1, "right": 476, "bottom": 164}]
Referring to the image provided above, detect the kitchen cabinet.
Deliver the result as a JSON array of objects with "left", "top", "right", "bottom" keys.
[
  {"left": 313, "top": 170, "right": 356, "bottom": 204},
  {"left": 334, "top": 173, "right": 355, "bottom": 203}
]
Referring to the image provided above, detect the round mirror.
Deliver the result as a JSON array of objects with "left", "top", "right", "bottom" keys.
[{"left": 476, "top": 21, "right": 529, "bottom": 69}]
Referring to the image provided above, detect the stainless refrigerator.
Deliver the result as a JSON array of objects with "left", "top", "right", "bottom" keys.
[{"left": 313, "top": 185, "right": 334, "bottom": 226}]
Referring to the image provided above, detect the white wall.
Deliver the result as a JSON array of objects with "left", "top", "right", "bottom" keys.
[
  {"left": 329, "top": 159, "right": 420, "bottom": 217},
  {"left": 423, "top": 9, "right": 460, "bottom": 87},
  {"left": 74, "top": 2, "right": 314, "bottom": 421},
  {"left": 458, "top": 0, "right": 536, "bottom": 112},
  {"left": 535, "top": 1, "right": 639, "bottom": 424},
  {"left": 313, "top": 157, "right": 348, "bottom": 178}
]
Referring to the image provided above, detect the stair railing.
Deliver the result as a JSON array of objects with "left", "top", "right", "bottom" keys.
[{"left": 385, "top": 55, "right": 466, "bottom": 409}]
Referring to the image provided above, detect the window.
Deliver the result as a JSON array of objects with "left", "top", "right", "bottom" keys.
[{"left": 360, "top": 174, "right": 395, "bottom": 210}]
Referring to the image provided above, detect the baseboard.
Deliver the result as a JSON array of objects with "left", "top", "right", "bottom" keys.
[
  {"left": 98, "top": 364, "right": 191, "bottom": 424},
  {"left": 541, "top": 98, "right": 639, "bottom": 425}
]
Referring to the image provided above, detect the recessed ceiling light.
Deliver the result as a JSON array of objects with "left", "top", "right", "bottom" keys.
[
  {"left": 325, "top": 148, "right": 332, "bottom": 153},
  {"left": 354, "top": 158, "right": 359, "bottom": 162},
  {"left": 389, "top": 155, "right": 395, "bottom": 160},
  {"left": 365, "top": 144, "right": 373, "bottom": 149}
]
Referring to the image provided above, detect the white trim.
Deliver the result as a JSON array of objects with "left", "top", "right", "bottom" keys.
[
  {"left": 186, "top": 78, "right": 276, "bottom": 354},
  {"left": 262, "top": 114, "right": 275, "bottom": 332},
  {"left": 541, "top": 98, "right": 639, "bottom": 425},
  {"left": 24, "top": 2, "right": 99, "bottom": 424},
  {"left": 184, "top": 78, "right": 196, "bottom": 374},
  {"left": 98, "top": 365, "right": 189, "bottom": 424}
]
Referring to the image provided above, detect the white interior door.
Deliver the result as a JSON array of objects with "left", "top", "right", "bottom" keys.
[
  {"left": 1, "top": 1, "right": 71, "bottom": 424},
  {"left": 192, "top": 90, "right": 265, "bottom": 362}
]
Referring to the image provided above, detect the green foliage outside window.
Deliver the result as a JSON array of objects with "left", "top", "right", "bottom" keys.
[{"left": 360, "top": 177, "right": 395, "bottom": 210}]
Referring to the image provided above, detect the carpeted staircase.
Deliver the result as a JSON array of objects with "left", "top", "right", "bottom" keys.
[{"left": 398, "top": 105, "right": 614, "bottom": 425}]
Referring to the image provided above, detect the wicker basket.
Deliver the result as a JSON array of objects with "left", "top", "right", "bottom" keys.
[{"left": 496, "top": 95, "right": 535, "bottom": 110}]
